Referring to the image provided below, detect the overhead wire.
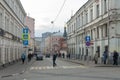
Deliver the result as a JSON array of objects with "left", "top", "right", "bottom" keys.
[
  {"left": 54, "top": 0, "right": 67, "bottom": 22},
  {"left": 51, "top": 0, "right": 67, "bottom": 32}
]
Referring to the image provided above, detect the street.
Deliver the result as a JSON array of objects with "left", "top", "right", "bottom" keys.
[{"left": 0, "top": 57, "right": 120, "bottom": 80}]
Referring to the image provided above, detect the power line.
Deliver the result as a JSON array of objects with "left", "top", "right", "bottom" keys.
[
  {"left": 51, "top": 0, "right": 67, "bottom": 32},
  {"left": 54, "top": 0, "right": 67, "bottom": 22}
]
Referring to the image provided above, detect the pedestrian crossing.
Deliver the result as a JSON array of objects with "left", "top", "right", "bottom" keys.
[{"left": 30, "top": 65, "right": 87, "bottom": 71}]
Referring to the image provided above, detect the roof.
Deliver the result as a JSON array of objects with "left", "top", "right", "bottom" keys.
[{"left": 52, "top": 32, "right": 63, "bottom": 37}]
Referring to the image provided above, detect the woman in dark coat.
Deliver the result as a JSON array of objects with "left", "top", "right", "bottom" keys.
[{"left": 113, "top": 50, "right": 119, "bottom": 65}]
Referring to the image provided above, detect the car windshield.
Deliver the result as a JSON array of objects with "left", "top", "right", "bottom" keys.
[{"left": 0, "top": 0, "right": 120, "bottom": 80}]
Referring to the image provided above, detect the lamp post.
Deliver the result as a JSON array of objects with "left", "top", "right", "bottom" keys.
[
  {"left": 50, "top": 21, "right": 54, "bottom": 53},
  {"left": 107, "top": 0, "right": 111, "bottom": 64}
]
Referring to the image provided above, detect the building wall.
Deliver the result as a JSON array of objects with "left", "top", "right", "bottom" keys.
[
  {"left": 25, "top": 16, "right": 35, "bottom": 53},
  {"left": 34, "top": 37, "right": 42, "bottom": 52},
  {"left": 45, "top": 33, "right": 65, "bottom": 54},
  {"left": 41, "top": 32, "right": 52, "bottom": 54},
  {"left": 0, "top": 0, "right": 26, "bottom": 65},
  {"left": 25, "top": 16, "right": 35, "bottom": 38},
  {"left": 67, "top": 0, "right": 120, "bottom": 62}
]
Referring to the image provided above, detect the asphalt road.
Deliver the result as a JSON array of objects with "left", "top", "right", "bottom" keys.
[{"left": 1, "top": 57, "right": 120, "bottom": 80}]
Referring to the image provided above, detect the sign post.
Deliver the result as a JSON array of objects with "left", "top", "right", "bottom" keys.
[
  {"left": 85, "top": 36, "right": 90, "bottom": 47},
  {"left": 85, "top": 36, "right": 91, "bottom": 63},
  {"left": 22, "top": 27, "right": 29, "bottom": 55},
  {"left": 22, "top": 27, "right": 29, "bottom": 46}
]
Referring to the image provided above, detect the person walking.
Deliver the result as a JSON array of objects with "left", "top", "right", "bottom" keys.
[
  {"left": 21, "top": 52, "right": 26, "bottom": 64},
  {"left": 103, "top": 51, "right": 108, "bottom": 64},
  {"left": 94, "top": 51, "right": 99, "bottom": 64},
  {"left": 62, "top": 53, "right": 65, "bottom": 58},
  {"left": 53, "top": 51, "right": 57, "bottom": 67},
  {"left": 28, "top": 53, "right": 32, "bottom": 62},
  {"left": 113, "top": 50, "right": 119, "bottom": 65}
]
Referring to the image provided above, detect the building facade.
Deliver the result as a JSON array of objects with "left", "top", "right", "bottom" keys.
[
  {"left": 25, "top": 16, "right": 35, "bottom": 54},
  {"left": 67, "top": 0, "right": 120, "bottom": 62},
  {"left": 45, "top": 32, "right": 64, "bottom": 54},
  {"left": 34, "top": 37, "right": 42, "bottom": 52},
  {"left": 41, "top": 32, "right": 52, "bottom": 54},
  {"left": 0, "top": 0, "right": 26, "bottom": 65}
]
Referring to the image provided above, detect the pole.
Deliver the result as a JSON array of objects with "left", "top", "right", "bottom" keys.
[{"left": 107, "top": 0, "right": 110, "bottom": 64}]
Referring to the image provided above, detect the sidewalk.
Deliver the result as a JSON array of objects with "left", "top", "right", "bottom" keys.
[
  {"left": 60, "top": 58, "right": 120, "bottom": 67},
  {"left": 0, "top": 58, "right": 35, "bottom": 78}
]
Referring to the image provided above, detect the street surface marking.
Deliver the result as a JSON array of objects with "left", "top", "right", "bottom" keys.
[{"left": 30, "top": 65, "right": 87, "bottom": 71}]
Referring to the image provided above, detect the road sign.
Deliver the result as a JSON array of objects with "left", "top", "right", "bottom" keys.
[
  {"left": 86, "top": 42, "right": 90, "bottom": 46},
  {"left": 22, "top": 34, "right": 28, "bottom": 39},
  {"left": 85, "top": 36, "right": 90, "bottom": 42},
  {"left": 23, "top": 28, "right": 28, "bottom": 33},
  {"left": 22, "top": 34, "right": 30, "bottom": 40},
  {"left": 85, "top": 36, "right": 91, "bottom": 46},
  {"left": 23, "top": 40, "right": 28, "bottom": 45},
  {"left": 22, "top": 27, "right": 29, "bottom": 45}
]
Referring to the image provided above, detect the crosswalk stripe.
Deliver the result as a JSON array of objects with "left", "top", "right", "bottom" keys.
[
  {"left": 30, "top": 65, "right": 87, "bottom": 71},
  {"left": 38, "top": 67, "right": 42, "bottom": 70}
]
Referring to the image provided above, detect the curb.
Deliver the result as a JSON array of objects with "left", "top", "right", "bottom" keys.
[
  {"left": 60, "top": 58, "right": 120, "bottom": 67},
  {"left": 0, "top": 71, "right": 25, "bottom": 79}
]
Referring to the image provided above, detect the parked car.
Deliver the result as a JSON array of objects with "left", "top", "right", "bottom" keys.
[
  {"left": 36, "top": 54, "right": 43, "bottom": 60},
  {"left": 45, "top": 54, "right": 50, "bottom": 58}
]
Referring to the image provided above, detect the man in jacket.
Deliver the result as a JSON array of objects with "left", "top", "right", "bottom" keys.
[{"left": 53, "top": 51, "right": 57, "bottom": 67}]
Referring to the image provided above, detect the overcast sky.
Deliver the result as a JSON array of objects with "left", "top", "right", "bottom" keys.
[{"left": 20, "top": 0, "right": 88, "bottom": 37}]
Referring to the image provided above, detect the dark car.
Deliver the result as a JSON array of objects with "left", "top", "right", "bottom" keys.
[
  {"left": 36, "top": 54, "right": 43, "bottom": 60},
  {"left": 45, "top": 54, "right": 50, "bottom": 58}
]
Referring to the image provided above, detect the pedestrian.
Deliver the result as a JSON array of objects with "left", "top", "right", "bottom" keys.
[
  {"left": 103, "top": 51, "right": 108, "bottom": 64},
  {"left": 113, "top": 50, "right": 119, "bottom": 65},
  {"left": 94, "top": 51, "right": 99, "bottom": 64},
  {"left": 53, "top": 51, "right": 57, "bottom": 67},
  {"left": 28, "top": 53, "right": 32, "bottom": 62},
  {"left": 67, "top": 53, "right": 70, "bottom": 59},
  {"left": 21, "top": 52, "right": 26, "bottom": 64},
  {"left": 62, "top": 53, "right": 65, "bottom": 58}
]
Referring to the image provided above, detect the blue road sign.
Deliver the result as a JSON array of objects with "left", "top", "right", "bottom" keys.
[
  {"left": 85, "top": 36, "right": 90, "bottom": 42},
  {"left": 23, "top": 28, "right": 28, "bottom": 33},
  {"left": 23, "top": 40, "right": 28, "bottom": 45}
]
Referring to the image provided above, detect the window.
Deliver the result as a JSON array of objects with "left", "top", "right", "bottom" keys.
[
  {"left": 76, "top": 18, "right": 78, "bottom": 28},
  {"left": 97, "top": 46, "right": 100, "bottom": 57},
  {"left": 104, "top": 0, "right": 107, "bottom": 13},
  {"left": 96, "top": 4, "right": 100, "bottom": 18},
  {"left": 97, "top": 27, "right": 99, "bottom": 38},
  {"left": 78, "top": 15, "right": 80, "bottom": 27},
  {"left": 5, "top": 16, "right": 9, "bottom": 31},
  {"left": 91, "top": 29, "right": 93, "bottom": 40},
  {"left": 73, "top": 23, "right": 75, "bottom": 31},
  {"left": 90, "top": 9, "right": 93, "bottom": 21},
  {"left": 86, "top": 12, "right": 88, "bottom": 24},
  {"left": 105, "top": 24, "right": 108, "bottom": 37},
  {"left": 79, "top": 48, "right": 81, "bottom": 55},
  {"left": 105, "top": 45, "right": 108, "bottom": 51},
  {"left": 72, "top": 25, "right": 73, "bottom": 32},
  {"left": 101, "top": 26, "right": 103, "bottom": 38},
  {"left": 82, "top": 48, "right": 84, "bottom": 56},
  {"left": 81, "top": 13, "right": 83, "bottom": 26},
  {"left": 86, "top": 48, "right": 88, "bottom": 56},
  {"left": 0, "top": 12, "right": 2, "bottom": 28}
]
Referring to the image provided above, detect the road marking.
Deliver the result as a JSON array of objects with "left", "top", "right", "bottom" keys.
[{"left": 30, "top": 65, "right": 87, "bottom": 71}]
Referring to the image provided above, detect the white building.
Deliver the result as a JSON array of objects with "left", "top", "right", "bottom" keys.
[
  {"left": 0, "top": 0, "right": 26, "bottom": 65},
  {"left": 67, "top": 0, "right": 120, "bottom": 62}
]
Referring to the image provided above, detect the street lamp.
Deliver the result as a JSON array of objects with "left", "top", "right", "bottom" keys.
[{"left": 108, "top": 0, "right": 110, "bottom": 54}]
